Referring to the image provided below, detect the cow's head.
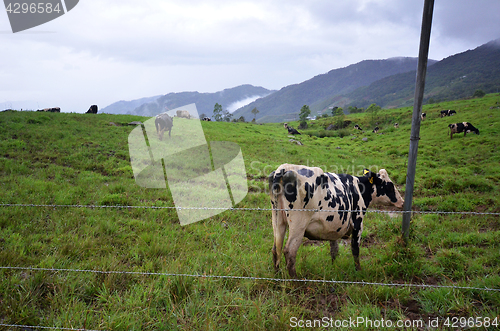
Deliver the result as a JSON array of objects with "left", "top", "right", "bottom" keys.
[{"left": 363, "top": 169, "right": 404, "bottom": 208}]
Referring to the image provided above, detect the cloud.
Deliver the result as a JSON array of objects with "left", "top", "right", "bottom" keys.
[
  {"left": 1, "top": 0, "right": 499, "bottom": 113},
  {"left": 227, "top": 95, "right": 267, "bottom": 113}
]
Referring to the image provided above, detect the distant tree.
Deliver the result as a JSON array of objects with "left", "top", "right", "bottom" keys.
[
  {"left": 213, "top": 103, "right": 223, "bottom": 121},
  {"left": 222, "top": 110, "right": 233, "bottom": 122},
  {"left": 251, "top": 107, "right": 259, "bottom": 121},
  {"left": 237, "top": 116, "right": 245, "bottom": 122},
  {"left": 199, "top": 113, "right": 206, "bottom": 119},
  {"left": 331, "top": 106, "right": 339, "bottom": 116},
  {"left": 366, "top": 103, "right": 381, "bottom": 127},
  {"left": 473, "top": 89, "right": 486, "bottom": 98},
  {"left": 333, "top": 107, "right": 344, "bottom": 129},
  {"left": 348, "top": 106, "right": 364, "bottom": 114},
  {"left": 298, "top": 105, "right": 311, "bottom": 128}
]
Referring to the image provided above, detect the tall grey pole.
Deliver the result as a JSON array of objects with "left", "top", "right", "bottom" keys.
[{"left": 402, "top": 0, "right": 435, "bottom": 242}]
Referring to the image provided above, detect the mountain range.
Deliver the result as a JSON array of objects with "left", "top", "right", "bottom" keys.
[
  {"left": 101, "top": 85, "right": 274, "bottom": 118},
  {"left": 101, "top": 38, "right": 500, "bottom": 122}
]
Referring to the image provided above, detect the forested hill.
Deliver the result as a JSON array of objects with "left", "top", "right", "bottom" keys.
[
  {"left": 340, "top": 38, "right": 500, "bottom": 109},
  {"left": 233, "top": 57, "right": 431, "bottom": 122},
  {"left": 101, "top": 85, "right": 274, "bottom": 118}
]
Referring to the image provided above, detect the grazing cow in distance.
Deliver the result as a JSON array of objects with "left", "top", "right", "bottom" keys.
[
  {"left": 155, "top": 113, "right": 173, "bottom": 140},
  {"left": 284, "top": 123, "right": 301, "bottom": 135},
  {"left": 440, "top": 109, "right": 456, "bottom": 117},
  {"left": 421, "top": 112, "right": 426, "bottom": 120},
  {"left": 372, "top": 126, "right": 379, "bottom": 133},
  {"left": 202, "top": 117, "right": 211, "bottom": 121},
  {"left": 176, "top": 110, "right": 190, "bottom": 119},
  {"left": 448, "top": 122, "right": 479, "bottom": 139},
  {"left": 268, "top": 164, "right": 404, "bottom": 277},
  {"left": 394, "top": 123, "right": 399, "bottom": 128},
  {"left": 354, "top": 124, "right": 363, "bottom": 131},
  {"left": 86, "top": 105, "right": 98, "bottom": 114},
  {"left": 37, "top": 107, "right": 60, "bottom": 113}
]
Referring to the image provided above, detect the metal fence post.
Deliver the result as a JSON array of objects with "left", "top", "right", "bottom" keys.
[{"left": 402, "top": 0, "right": 435, "bottom": 242}]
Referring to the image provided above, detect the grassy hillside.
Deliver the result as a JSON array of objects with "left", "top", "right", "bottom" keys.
[{"left": 1, "top": 94, "right": 499, "bottom": 330}]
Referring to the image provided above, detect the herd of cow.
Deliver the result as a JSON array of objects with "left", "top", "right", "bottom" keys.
[
  {"left": 36, "top": 105, "right": 99, "bottom": 114},
  {"left": 269, "top": 108, "right": 481, "bottom": 277},
  {"left": 352, "top": 109, "right": 480, "bottom": 139}
]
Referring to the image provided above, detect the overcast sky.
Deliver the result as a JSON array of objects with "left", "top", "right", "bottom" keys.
[{"left": 1, "top": 0, "right": 499, "bottom": 113}]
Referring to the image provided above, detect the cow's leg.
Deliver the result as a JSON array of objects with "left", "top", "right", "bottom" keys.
[
  {"left": 272, "top": 205, "right": 287, "bottom": 272},
  {"left": 159, "top": 127, "right": 166, "bottom": 140},
  {"left": 329, "top": 240, "right": 339, "bottom": 262},
  {"left": 283, "top": 217, "right": 308, "bottom": 278},
  {"left": 350, "top": 217, "right": 364, "bottom": 271},
  {"left": 168, "top": 127, "right": 172, "bottom": 138}
]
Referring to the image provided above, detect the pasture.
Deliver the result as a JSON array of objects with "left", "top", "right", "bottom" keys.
[{"left": 1, "top": 94, "right": 499, "bottom": 330}]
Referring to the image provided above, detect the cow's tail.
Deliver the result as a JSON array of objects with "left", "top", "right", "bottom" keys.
[{"left": 268, "top": 168, "right": 298, "bottom": 270}]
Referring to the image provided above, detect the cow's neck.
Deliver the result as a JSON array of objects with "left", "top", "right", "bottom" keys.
[{"left": 357, "top": 176, "right": 374, "bottom": 209}]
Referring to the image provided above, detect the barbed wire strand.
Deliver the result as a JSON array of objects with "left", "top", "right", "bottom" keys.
[
  {"left": 1, "top": 204, "right": 498, "bottom": 331},
  {"left": 0, "top": 324, "right": 99, "bottom": 331},
  {"left": 0, "top": 266, "right": 498, "bottom": 292},
  {"left": 1, "top": 203, "right": 499, "bottom": 215}
]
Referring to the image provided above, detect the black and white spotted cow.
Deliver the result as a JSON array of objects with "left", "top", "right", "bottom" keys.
[
  {"left": 268, "top": 164, "right": 404, "bottom": 277},
  {"left": 37, "top": 107, "right": 60, "bottom": 113},
  {"left": 440, "top": 109, "right": 456, "bottom": 117},
  {"left": 86, "top": 105, "right": 98, "bottom": 114},
  {"left": 155, "top": 113, "right": 173, "bottom": 140},
  {"left": 421, "top": 113, "right": 426, "bottom": 120},
  {"left": 354, "top": 124, "right": 363, "bottom": 131},
  {"left": 372, "top": 126, "right": 380, "bottom": 134},
  {"left": 448, "top": 122, "right": 479, "bottom": 139},
  {"left": 284, "top": 123, "right": 301, "bottom": 135}
]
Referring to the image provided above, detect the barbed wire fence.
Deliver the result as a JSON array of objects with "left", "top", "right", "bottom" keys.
[{"left": 1, "top": 203, "right": 499, "bottom": 331}]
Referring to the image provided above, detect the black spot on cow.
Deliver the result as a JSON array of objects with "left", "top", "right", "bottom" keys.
[
  {"left": 315, "top": 174, "right": 329, "bottom": 190},
  {"left": 326, "top": 215, "right": 334, "bottom": 222},
  {"left": 298, "top": 168, "right": 314, "bottom": 178},
  {"left": 336, "top": 227, "right": 341, "bottom": 232},
  {"left": 303, "top": 182, "right": 315, "bottom": 207},
  {"left": 280, "top": 170, "right": 298, "bottom": 204}
]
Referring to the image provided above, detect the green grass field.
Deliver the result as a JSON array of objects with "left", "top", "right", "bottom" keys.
[{"left": 1, "top": 94, "right": 499, "bottom": 330}]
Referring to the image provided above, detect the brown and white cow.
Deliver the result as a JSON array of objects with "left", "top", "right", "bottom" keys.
[
  {"left": 268, "top": 164, "right": 404, "bottom": 277},
  {"left": 176, "top": 110, "right": 190, "bottom": 119},
  {"left": 448, "top": 122, "right": 479, "bottom": 139},
  {"left": 155, "top": 113, "right": 173, "bottom": 140}
]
